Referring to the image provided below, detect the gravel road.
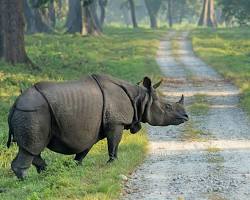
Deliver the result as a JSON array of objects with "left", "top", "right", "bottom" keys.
[{"left": 122, "top": 31, "right": 250, "bottom": 200}]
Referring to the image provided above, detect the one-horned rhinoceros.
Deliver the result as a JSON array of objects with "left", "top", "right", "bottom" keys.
[{"left": 7, "top": 74, "right": 188, "bottom": 179}]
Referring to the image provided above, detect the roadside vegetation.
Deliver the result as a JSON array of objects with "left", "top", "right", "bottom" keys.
[
  {"left": 188, "top": 94, "right": 209, "bottom": 116},
  {"left": 192, "top": 27, "right": 250, "bottom": 115},
  {"left": 0, "top": 27, "right": 165, "bottom": 200}
]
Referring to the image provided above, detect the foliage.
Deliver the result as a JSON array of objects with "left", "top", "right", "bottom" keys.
[
  {"left": 218, "top": 0, "right": 250, "bottom": 26},
  {"left": 159, "top": 0, "right": 202, "bottom": 24},
  {"left": 30, "top": 0, "right": 50, "bottom": 8},
  {"left": 192, "top": 27, "right": 250, "bottom": 114},
  {"left": 145, "top": 0, "right": 162, "bottom": 14},
  {"left": 0, "top": 27, "right": 166, "bottom": 200}
]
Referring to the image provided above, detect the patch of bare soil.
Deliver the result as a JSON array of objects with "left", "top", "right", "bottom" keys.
[{"left": 122, "top": 31, "right": 250, "bottom": 200}]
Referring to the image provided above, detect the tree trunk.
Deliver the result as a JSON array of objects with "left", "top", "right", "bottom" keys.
[
  {"left": 144, "top": 0, "right": 157, "bottom": 28},
  {"left": 198, "top": 0, "right": 208, "bottom": 26},
  {"left": 207, "top": 0, "right": 217, "bottom": 27},
  {"left": 23, "top": 0, "right": 52, "bottom": 34},
  {"left": 0, "top": 1, "right": 4, "bottom": 58},
  {"left": 98, "top": 0, "right": 107, "bottom": 27},
  {"left": 65, "top": 0, "right": 82, "bottom": 33},
  {"left": 82, "top": 0, "right": 102, "bottom": 36},
  {"left": 179, "top": 0, "right": 185, "bottom": 24},
  {"left": 33, "top": 9, "right": 53, "bottom": 33},
  {"left": 198, "top": 0, "right": 217, "bottom": 27},
  {"left": 121, "top": 6, "right": 130, "bottom": 27},
  {"left": 128, "top": 0, "right": 138, "bottom": 28},
  {"left": 23, "top": 0, "right": 36, "bottom": 34},
  {"left": 168, "top": 0, "right": 173, "bottom": 28},
  {"left": 57, "top": 0, "right": 63, "bottom": 19},
  {"left": 91, "top": 0, "right": 102, "bottom": 31},
  {"left": 48, "top": 0, "right": 56, "bottom": 28},
  {"left": 0, "top": 0, "right": 30, "bottom": 64}
]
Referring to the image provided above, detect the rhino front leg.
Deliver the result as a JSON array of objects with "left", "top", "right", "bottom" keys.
[
  {"left": 106, "top": 125, "right": 123, "bottom": 163},
  {"left": 74, "top": 148, "right": 91, "bottom": 165},
  {"left": 11, "top": 147, "right": 34, "bottom": 180},
  {"left": 32, "top": 154, "right": 47, "bottom": 173}
]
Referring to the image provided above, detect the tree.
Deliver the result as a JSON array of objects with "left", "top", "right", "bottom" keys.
[
  {"left": 198, "top": 0, "right": 217, "bottom": 27},
  {"left": 65, "top": 0, "right": 82, "bottom": 33},
  {"left": 98, "top": 0, "right": 108, "bottom": 26},
  {"left": 23, "top": 0, "right": 53, "bottom": 34},
  {"left": 0, "top": 0, "right": 30, "bottom": 64},
  {"left": 0, "top": 1, "right": 4, "bottom": 58},
  {"left": 128, "top": 0, "right": 138, "bottom": 28},
  {"left": 144, "top": 0, "right": 162, "bottom": 28},
  {"left": 57, "top": 0, "right": 63, "bottom": 19},
  {"left": 167, "top": 0, "right": 173, "bottom": 27},
  {"left": 48, "top": 0, "right": 56, "bottom": 28},
  {"left": 82, "top": 0, "right": 102, "bottom": 35},
  {"left": 177, "top": 0, "right": 186, "bottom": 23},
  {"left": 218, "top": 0, "right": 250, "bottom": 26}
]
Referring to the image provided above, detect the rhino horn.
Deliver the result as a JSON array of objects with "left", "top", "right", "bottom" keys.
[
  {"left": 153, "top": 79, "right": 163, "bottom": 89},
  {"left": 178, "top": 94, "right": 184, "bottom": 104}
]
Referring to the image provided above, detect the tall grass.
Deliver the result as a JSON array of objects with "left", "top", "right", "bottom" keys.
[
  {"left": 0, "top": 27, "right": 166, "bottom": 200},
  {"left": 192, "top": 27, "right": 250, "bottom": 114}
]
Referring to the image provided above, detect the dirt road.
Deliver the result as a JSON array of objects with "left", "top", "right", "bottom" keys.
[{"left": 123, "top": 31, "right": 250, "bottom": 200}]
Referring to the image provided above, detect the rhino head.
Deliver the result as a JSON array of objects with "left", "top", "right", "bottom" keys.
[{"left": 140, "top": 77, "right": 189, "bottom": 126}]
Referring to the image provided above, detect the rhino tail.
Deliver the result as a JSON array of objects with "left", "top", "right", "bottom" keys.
[
  {"left": 7, "top": 103, "right": 16, "bottom": 148},
  {"left": 7, "top": 129, "right": 12, "bottom": 148}
]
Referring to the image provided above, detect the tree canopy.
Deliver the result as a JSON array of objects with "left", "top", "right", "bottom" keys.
[{"left": 218, "top": 0, "right": 250, "bottom": 25}]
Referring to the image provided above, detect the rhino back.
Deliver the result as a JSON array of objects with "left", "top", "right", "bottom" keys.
[
  {"left": 15, "top": 87, "right": 48, "bottom": 110},
  {"left": 35, "top": 76, "right": 103, "bottom": 153},
  {"left": 95, "top": 75, "right": 135, "bottom": 126}
]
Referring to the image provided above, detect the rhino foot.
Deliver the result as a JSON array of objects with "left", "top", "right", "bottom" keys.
[
  {"left": 32, "top": 154, "right": 47, "bottom": 174},
  {"left": 107, "top": 157, "right": 117, "bottom": 163},
  {"left": 11, "top": 165, "right": 28, "bottom": 180},
  {"left": 74, "top": 160, "right": 83, "bottom": 166},
  {"left": 11, "top": 147, "right": 34, "bottom": 180},
  {"left": 36, "top": 165, "right": 47, "bottom": 173}
]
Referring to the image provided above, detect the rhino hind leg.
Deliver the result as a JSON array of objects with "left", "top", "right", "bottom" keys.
[
  {"left": 11, "top": 147, "right": 34, "bottom": 180},
  {"left": 74, "top": 148, "right": 91, "bottom": 165},
  {"left": 32, "top": 154, "right": 47, "bottom": 173}
]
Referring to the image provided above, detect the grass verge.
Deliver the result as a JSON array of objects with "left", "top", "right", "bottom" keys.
[
  {"left": 182, "top": 122, "right": 212, "bottom": 141},
  {"left": 188, "top": 94, "right": 209, "bottom": 116},
  {"left": 192, "top": 27, "right": 250, "bottom": 115},
  {"left": 0, "top": 27, "right": 166, "bottom": 200}
]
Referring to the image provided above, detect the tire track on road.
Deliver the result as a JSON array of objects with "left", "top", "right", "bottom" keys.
[{"left": 123, "top": 31, "right": 250, "bottom": 200}]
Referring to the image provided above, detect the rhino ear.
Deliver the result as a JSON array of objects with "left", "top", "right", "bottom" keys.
[
  {"left": 178, "top": 94, "right": 184, "bottom": 104},
  {"left": 153, "top": 79, "right": 163, "bottom": 89},
  {"left": 136, "top": 80, "right": 142, "bottom": 85},
  {"left": 142, "top": 77, "right": 152, "bottom": 90}
]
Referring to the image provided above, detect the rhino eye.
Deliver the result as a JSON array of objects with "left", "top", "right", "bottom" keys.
[{"left": 165, "top": 104, "right": 172, "bottom": 110}]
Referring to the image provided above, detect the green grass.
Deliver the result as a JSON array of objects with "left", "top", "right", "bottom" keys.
[
  {"left": 182, "top": 121, "right": 211, "bottom": 141},
  {"left": 192, "top": 27, "right": 250, "bottom": 115},
  {"left": 184, "top": 94, "right": 211, "bottom": 141},
  {"left": 0, "top": 27, "right": 166, "bottom": 200},
  {"left": 188, "top": 94, "right": 209, "bottom": 116}
]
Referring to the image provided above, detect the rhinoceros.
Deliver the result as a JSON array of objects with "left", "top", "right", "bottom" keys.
[{"left": 7, "top": 74, "right": 188, "bottom": 179}]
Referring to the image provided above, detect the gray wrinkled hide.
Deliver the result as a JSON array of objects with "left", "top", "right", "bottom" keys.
[
  {"left": 34, "top": 76, "right": 103, "bottom": 154},
  {"left": 8, "top": 74, "right": 189, "bottom": 180},
  {"left": 11, "top": 75, "right": 145, "bottom": 155},
  {"left": 11, "top": 88, "right": 51, "bottom": 155},
  {"left": 92, "top": 74, "right": 147, "bottom": 132}
]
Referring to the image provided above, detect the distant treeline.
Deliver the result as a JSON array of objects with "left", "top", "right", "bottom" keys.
[{"left": 0, "top": 0, "right": 249, "bottom": 65}]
